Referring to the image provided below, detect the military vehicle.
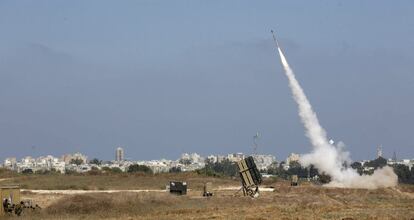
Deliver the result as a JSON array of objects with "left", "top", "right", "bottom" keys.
[
  {"left": 291, "top": 175, "right": 299, "bottom": 186},
  {"left": 1, "top": 186, "right": 40, "bottom": 216},
  {"left": 169, "top": 181, "right": 187, "bottom": 195},
  {"left": 203, "top": 182, "right": 213, "bottom": 197},
  {"left": 236, "top": 156, "right": 262, "bottom": 198}
]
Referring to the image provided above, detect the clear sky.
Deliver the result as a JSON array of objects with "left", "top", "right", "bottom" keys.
[{"left": 0, "top": 0, "right": 413, "bottom": 161}]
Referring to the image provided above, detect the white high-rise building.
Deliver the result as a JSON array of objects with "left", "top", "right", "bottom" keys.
[{"left": 116, "top": 147, "right": 124, "bottom": 162}]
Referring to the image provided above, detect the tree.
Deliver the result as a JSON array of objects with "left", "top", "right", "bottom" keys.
[
  {"left": 351, "top": 162, "right": 363, "bottom": 175},
  {"left": 289, "top": 161, "right": 301, "bottom": 168},
  {"left": 111, "top": 167, "right": 123, "bottom": 173},
  {"left": 90, "top": 158, "right": 102, "bottom": 165},
  {"left": 35, "top": 168, "right": 59, "bottom": 175},
  {"left": 202, "top": 159, "right": 238, "bottom": 177},
  {"left": 101, "top": 166, "right": 122, "bottom": 173},
  {"left": 364, "top": 157, "right": 387, "bottom": 169},
  {"left": 411, "top": 167, "right": 414, "bottom": 183},
  {"left": 70, "top": 158, "right": 84, "bottom": 166},
  {"left": 179, "top": 158, "right": 192, "bottom": 165},
  {"left": 87, "top": 166, "right": 101, "bottom": 175},
  {"left": 169, "top": 167, "right": 182, "bottom": 173},
  {"left": 393, "top": 164, "right": 411, "bottom": 183},
  {"left": 102, "top": 167, "right": 112, "bottom": 172},
  {"left": 127, "top": 164, "right": 152, "bottom": 174},
  {"left": 267, "top": 165, "right": 289, "bottom": 179},
  {"left": 319, "top": 173, "right": 332, "bottom": 184},
  {"left": 22, "top": 169, "right": 33, "bottom": 174},
  {"left": 287, "top": 164, "right": 308, "bottom": 178}
]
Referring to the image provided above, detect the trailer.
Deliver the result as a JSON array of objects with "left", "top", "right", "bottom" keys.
[{"left": 169, "top": 181, "right": 187, "bottom": 195}]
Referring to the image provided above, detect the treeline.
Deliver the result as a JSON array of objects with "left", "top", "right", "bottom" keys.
[
  {"left": 14, "top": 163, "right": 154, "bottom": 176},
  {"left": 268, "top": 157, "right": 414, "bottom": 184},
  {"left": 350, "top": 157, "right": 414, "bottom": 184},
  {"left": 266, "top": 161, "right": 331, "bottom": 183},
  {"left": 194, "top": 159, "right": 239, "bottom": 177},
  {"left": 71, "top": 164, "right": 154, "bottom": 175}
]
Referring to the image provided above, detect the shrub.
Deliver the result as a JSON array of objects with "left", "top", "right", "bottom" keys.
[{"left": 127, "top": 164, "right": 152, "bottom": 174}]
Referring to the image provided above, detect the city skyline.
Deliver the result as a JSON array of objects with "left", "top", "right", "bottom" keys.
[
  {"left": 2, "top": 145, "right": 411, "bottom": 164},
  {"left": 4, "top": 148, "right": 412, "bottom": 176}
]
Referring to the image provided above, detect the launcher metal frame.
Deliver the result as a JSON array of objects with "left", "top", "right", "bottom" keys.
[{"left": 236, "top": 156, "right": 262, "bottom": 198}]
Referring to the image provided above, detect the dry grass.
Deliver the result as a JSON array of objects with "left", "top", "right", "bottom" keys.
[
  {"left": 1, "top": 172, "right": 239, "bottom": 190},
  {"left": 3, "top": 182, "right": 414, "bottom": 220},
  {"left": 2, "top": 174, "right": 414, "bottom": 219}
]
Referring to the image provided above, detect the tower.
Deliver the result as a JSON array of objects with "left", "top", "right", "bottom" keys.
[
  {"left": 253, "top": 132, "right": 260, "bottom": 155},
  {"left": 392, "top": 151, "right": 397, "bottom": 162},
  {"left": 377, "top": 145, "right": 383, "bottom": 158},
  {"left": 115, "top": 147, "right": 124, "bottom": 162}
]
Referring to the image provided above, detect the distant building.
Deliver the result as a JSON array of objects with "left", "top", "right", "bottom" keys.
[
  {"left": 61, "top": 152, "right": 88, "bottom": 164},
  {"left": 377, "top": 145, "right": 383, "bottom": 158},
  {"left": 286, "top": 153, "right": 300, "bottom": 165},
  {"left": 227, "top": 153, "right": 245, "bottom": 162},
  {"left": 180, "top": 153, "right": 203, "bottom": 164},
  {"left": 5, "top": 155, "right": 66, "bottom": 173},
  {"left": 252, "top": 154, "right": 276, "bottom": 170},
  {"left": 116, "top": 147, "right": 124, "bottom": 162},
  {"left": 284, "top": 153, "right": 300, "bottom": 170},
  {"left": 3, "top": 157, "right": 17, "bottom": 170},
  {"left": 206, "top": 155, "right": 218, "bottom": 163}
]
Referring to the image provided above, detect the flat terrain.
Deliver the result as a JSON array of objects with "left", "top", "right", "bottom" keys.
[
  {"left": 2, "top": 174, "right": 414, "bottom": 220},
  {"left": 1, "top": 172, "right": 239, "bottom": 190}
]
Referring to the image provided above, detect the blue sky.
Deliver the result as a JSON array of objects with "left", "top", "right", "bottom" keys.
[{"left": 0, "top": 1, "right": 413, "bottom": 161}]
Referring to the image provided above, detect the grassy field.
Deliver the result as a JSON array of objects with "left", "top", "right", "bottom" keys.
[
  {"left": 1, "top": 172, "right": 240, "bottom": 190},
  {"left": 4, "top": 184, "right": 414, "bottom": 220},
  {"left": 1, "top": 173, "right": 414, "bottom": 219}
]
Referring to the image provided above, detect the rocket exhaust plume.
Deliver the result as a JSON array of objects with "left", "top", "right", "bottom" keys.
[{"left": 271, "top": 30, "right": 397, "bottom": 189}]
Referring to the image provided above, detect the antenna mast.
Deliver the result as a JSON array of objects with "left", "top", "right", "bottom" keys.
[{"left": 253, "top": 132, "right": 260, "bottom": 155}]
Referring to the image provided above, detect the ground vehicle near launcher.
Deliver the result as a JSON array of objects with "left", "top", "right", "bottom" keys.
[
  {"left": 291, "top": 175, "right": 299, "bottom": 186},
  {"left": 1, "top": 186, "right": 40, "bottom": 217},
  {"left": 169, "top": 181, "right": 187, "bottom": 195},
  {"left": 1, "top": 185, "right": 20, "bottom": 216},
  {"left": 203, "top": 182, "right": 213, "bottom": 197}
]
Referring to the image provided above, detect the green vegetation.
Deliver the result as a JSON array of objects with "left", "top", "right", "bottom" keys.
[
  {"left": 70, "top": 158, "right": 84, "bottom": 165},
  {"left": 364, "top": 157, "right": 387, "bottom": 169},
  {"left": 169, "top": 167, "right": 182, "bottom": 173},
  {"left": 197, "top": 159, "right": 238, "bottom": 177},
  {"left": 393, "top": 164, "right": 414, "bottom": 184},
  {"left": 35, "top": 168, "right": 59, "bottom": 175},
  {"left": 21, "top": 169, "right": 33, "bottom": 174},
  {"left": 267, "top": 161, "right": 319, "bottom": 180},
  {"left": 89, "top": 158, "right": 102, "bottom": 165},
  {"left": 127, "top": 164, "right": 152, "bottom": 174},
  {"left": 350, "top": 157, "right": 414, "bottom": 184},
  {"left": 178, "top": 158, "right": 191, "bottom": 165},
  {"left": 268, "top": 157, "right": 414, "bottom": 185}
]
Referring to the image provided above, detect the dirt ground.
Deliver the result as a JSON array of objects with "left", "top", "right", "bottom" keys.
[{"left": 4, "top": 181, "right": 414, "bottom": 220}]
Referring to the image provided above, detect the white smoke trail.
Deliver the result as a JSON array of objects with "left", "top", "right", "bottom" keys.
[{"left": 275, "top": 41, "right": 397, "bottom": 189}]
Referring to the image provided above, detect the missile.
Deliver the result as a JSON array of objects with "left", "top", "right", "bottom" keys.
[{"left": 270, "top": 30, "right": 280, "bottom": 48}]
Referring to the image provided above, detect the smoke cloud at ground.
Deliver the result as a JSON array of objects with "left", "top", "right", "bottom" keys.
[{"left": 275, "top": 43, "right": 397, "bottom": 189}]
